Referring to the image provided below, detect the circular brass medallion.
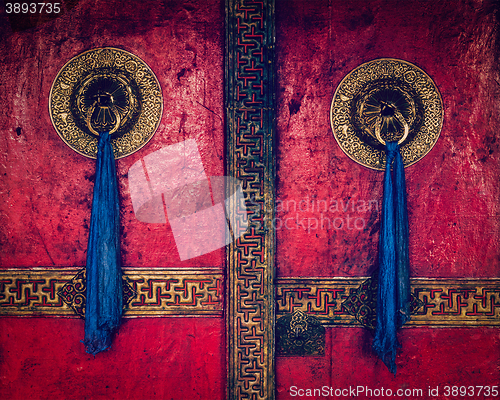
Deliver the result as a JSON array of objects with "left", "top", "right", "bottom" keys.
[
  {"left": 49, "top": 47, "right": 163, "bottom": 159},
  {"left": 330, "top": 59, "right": 443, "bottom": 170}
]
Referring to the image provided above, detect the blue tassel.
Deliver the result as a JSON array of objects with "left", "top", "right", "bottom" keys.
[
  {"left": 373, "top": 141, "right": 411, "bottom": 374},
  {"left": 394, "top": 144, "right": 411, "bottom": 328},
  {"left": 83, "top": 131, "right": 122, "bottom": 355}
]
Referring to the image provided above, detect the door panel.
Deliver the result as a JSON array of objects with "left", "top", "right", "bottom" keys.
[
  {"left": 274, "top": 0, "right": 500, "bottom": 398},
  {"left": 0, "top": 1, "right": 226, "bottom": 399},
  {"left": 1, "top": 1, "right": 499, "bottom": 399}
]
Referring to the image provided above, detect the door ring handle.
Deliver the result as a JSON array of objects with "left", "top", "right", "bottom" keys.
[
  {"left": 85, "top": 103, "right": 121, "bottom": 136},
  {"left": 374, "top": 109, "right": 409, "bottom": 146}
]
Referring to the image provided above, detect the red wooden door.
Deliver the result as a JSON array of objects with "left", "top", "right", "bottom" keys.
[
  {"left": 0, "top": 1, "right": 227, "bottom": 399},
  {"left": 2, "top": 1, "right": 499, "bottom": 399},
  {"left": 274, "top": 0, "right": 500, "bottom": 398}
]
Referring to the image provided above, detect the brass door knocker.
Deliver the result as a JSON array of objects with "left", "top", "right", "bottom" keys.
[
  {"left": 330, "top": 58, "right": 444, "bottom": 373},
  {"left": 49, "top": 47, "right": 163, "bottom": 159},
  {"left": 330, "top": 58, "right": 443, "bottom": 169}
]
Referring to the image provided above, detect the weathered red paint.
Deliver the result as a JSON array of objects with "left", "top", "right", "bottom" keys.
[
  {"left": 0, "top": 0, "right": 225, "bottom": 269},
  {"left": 275, "top": 0, "right": 499, "bottom": 397},
  {"left": 277, "top": 327, "right": 500, "bottom": 399},
  {"left": 0, "top": 0, "right": 225, "bottom": 398},
  {"left": 0, "top": 317, "right": 226, "bottom": 399},
  {"left": 276, "top": 0, "right": 500, "bottom": 279}
]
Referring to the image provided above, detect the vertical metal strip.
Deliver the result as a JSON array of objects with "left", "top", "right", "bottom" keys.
[{"left": 226, "top": 0, "right": 275, "bottom": 398}]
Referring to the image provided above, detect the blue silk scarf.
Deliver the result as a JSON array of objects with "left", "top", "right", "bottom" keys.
[
  {"left": 83, "top": 131, "right": 122, "bottom": 355},
  {"left": 372, "top": 141, "right": 411, "bottom": 374}
]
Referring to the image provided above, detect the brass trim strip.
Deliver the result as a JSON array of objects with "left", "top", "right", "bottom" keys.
[
  {"left": 1, "top": 270, "right": 498, "bottom": 328},
  {"left": 0, "top": 268, "right": 223, "bottom": 317},
  {"left": 226, "top": 0, "right": 276, "bottom": 398},
  {"left": 276, "top": 277, "right": 500, "bottom": 327}
]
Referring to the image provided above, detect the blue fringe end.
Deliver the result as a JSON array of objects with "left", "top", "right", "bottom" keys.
[
  {"left": 373, "top": 141, "right": 411, "bottom": 374},
  {"left": 83, "top": 132, "right": 122, "bottom": 355}
]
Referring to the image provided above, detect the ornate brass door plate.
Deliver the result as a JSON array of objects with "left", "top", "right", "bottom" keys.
[
  {"left": 49, "top": 47, "right": 163, "bottom": 159},
  {"left": 330, "top": 59, "right": 443, "bottom": 170},
  {"left": 276, "top": 310, "right": 325, "bottom": 356}
]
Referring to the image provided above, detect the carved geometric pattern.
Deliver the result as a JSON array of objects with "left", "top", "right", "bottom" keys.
[
  {"left": 124, "top": 269, "right": 223, "bottom": 316},
  {"left": 409, "top": 278, "right": 500, "bottom": 326},
  {"left": 3, "top": 270, "right": 497, "bottom": 327},
  {"left": 0, "top": 269, "right": 223, "bottom": 317},
  {"left": 276, "top": 278, "right": 368, "bottom": 326},
  {"left": 226, "top": 0, "right": 276, "bottom": 398},
  {"left": 0, "top": 269, "right": 76, "bottom": 316},
  {"left": 276, "top": 277, "right": 500, "bottom": 327}
]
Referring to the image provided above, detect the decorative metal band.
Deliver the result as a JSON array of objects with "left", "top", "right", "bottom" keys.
[
  {"left": 226, "top": 0, "right": 275, "bottom": 399},
  {"left": 123, "top": 269, "right": 223, "bottom": 317},
  {"left": 0, "top": 269, "right": 223, "bottom": 317},
  {"left": 276, "top": 277, "right": 500, "bottom": 327},
  {"left": 3, "top": 270, "right": 498, "bottom": 327}
]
